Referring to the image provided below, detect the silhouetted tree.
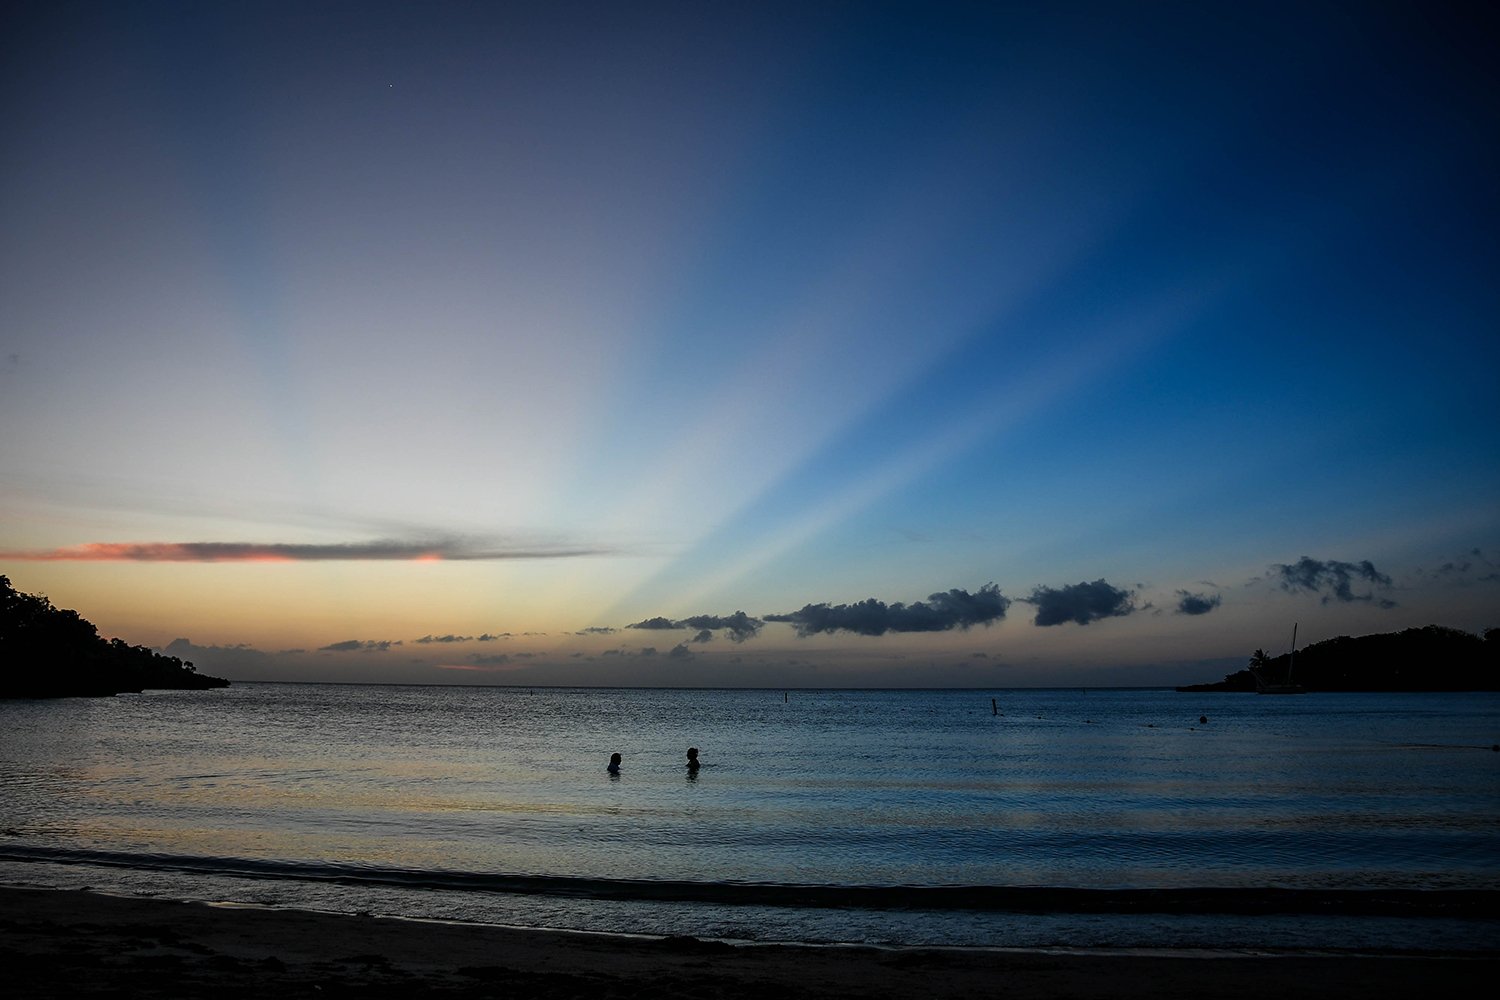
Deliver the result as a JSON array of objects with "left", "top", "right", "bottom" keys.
[
  {"left": 1, "top": 575, "right": 228, "bottom": 697},
  {"left": 1180, "top": 625, "right": 1497, "bottom": 692}
]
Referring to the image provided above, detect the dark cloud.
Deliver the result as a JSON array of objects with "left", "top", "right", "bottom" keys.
[
  {"left": 414, "top": 634, "right": 472, "bottom": 643},
  {"left": 766, "top": 584, "right": 1009, "bottom": 637},
  {"left": 475, "top": 633, "right": 507, "bottom": 641},
  {"left": 1273, "top": 556, "right": 1396, "bottom": 607},
  {"left": 627, "top": 611, "right": 764, "bottom": 642},
  {"left": 679, "top": 611, "right": 763, "bottom": 642},
  {"left": 469, "top": 653, "right": 511, "bottom": 666},
  {"left": 668, "top": 643, "right": 693, "bottom": 659},
  {"left": 1175, "top": 590, "right": 1222, "bottom": 616},
  {"left": 1026, "top": 580, "right": 1134, "bottom": 626},
  {"left": 691, "top": 629, "right": 714, "bottom": 644},
  {"left": 319, "top": 639, "right": 401, "bottom": 652},
  {"left": 0, "top": 537, "right": 611, "bottom": 562},
  {"left": 625, "top": 617, "right": 677, "bottom": 630},
  {"left": 576, "top": 626, "right": 618, "bottom": 635},
  {"left": 638, "top": 646, "right": 658, "bottom": 657}
]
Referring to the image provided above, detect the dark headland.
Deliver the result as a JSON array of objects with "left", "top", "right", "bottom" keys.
[
  {"left": 0, "top": 574, "right": 228, "bottom": 698},
  {"left": 1177, "top": 625, "right": 1499, "bottom": 692}
]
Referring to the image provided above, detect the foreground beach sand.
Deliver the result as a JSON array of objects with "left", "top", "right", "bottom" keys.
[{"left": 3, "top": 885, "right": 1493, "bottom": 999}]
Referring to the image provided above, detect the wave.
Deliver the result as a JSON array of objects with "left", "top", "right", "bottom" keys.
[{"left": 3, "top": 844, "right": 1496, "bottom": 918}]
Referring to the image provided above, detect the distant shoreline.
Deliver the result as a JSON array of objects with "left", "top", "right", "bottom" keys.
[{"left": 1176, "top": 625, "right": 1497, "bottom": 693}]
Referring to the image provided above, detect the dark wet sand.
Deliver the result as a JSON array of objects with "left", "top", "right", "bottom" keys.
[{"left": 2, "top": 885, "right": 1493, "bottom": 998}]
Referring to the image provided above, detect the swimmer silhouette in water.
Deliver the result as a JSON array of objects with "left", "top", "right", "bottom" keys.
[
  {"left": 607, "top": 752, "right": 621, "bottom": 775},
  {"left": 685, "top": 746, "right": 700, "bottom": 775}
]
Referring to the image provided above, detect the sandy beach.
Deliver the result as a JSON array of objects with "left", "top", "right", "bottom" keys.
[{"left": 2, "top": 885, "right": 1493, "bottom": 999}]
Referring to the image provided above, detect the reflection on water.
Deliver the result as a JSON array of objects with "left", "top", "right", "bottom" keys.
[{"left": 1, "top": 684, "right": 1497, "bottom": 944}]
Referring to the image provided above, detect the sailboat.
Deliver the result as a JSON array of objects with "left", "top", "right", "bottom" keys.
[{"left": 1251, "top": 623, "right": 1307, "bottom": 694}]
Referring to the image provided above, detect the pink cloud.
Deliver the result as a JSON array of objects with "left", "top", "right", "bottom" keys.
[{"left": 0, "top": 539, "right": 607, "bottom": 562}]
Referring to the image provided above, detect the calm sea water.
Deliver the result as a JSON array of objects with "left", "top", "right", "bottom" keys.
[{"left": 2, "top": 684, "right": 1496, "bottom": 952}]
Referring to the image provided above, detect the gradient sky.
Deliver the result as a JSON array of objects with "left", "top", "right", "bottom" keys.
[{"left": 3, "top": 1, "right": 1496, "bottom": 687}]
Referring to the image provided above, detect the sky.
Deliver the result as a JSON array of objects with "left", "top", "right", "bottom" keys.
[{"left": 2, "top": 1, "right": 1496, "bottom": 687}]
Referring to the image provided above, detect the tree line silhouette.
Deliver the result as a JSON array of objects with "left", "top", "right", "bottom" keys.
[
  {"left": 1, "top": 575, "right": 229, "bottom": 698},
  {"left": 1177, "top": 625, "right": 1500, "bottom": 692}
]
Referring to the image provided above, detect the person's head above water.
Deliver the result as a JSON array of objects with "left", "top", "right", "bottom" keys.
[
  {"left": 608, "top": 752, "right": 621, "bottom": 772},
  {"left": 686, "top": 747, "right": 699, "bottom": 767}
]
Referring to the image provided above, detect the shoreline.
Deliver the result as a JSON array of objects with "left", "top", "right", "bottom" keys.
[{"left": 5, "top": 885, "right": 1496, "bottom": 999}]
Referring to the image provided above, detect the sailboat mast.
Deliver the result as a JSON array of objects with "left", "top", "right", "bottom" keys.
[{"left": 1288, "top": 622, "right": 1298, "bottom": 682}]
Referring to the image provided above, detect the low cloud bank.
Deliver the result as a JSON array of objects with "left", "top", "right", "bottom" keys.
[
  {"left": 318, "top": 639, "right": 401, "bottom": 652},
  {"left": 765, "top": 584, "right": 1009, "bottom": 637},
  {"left": 627, "top": 611, "right": 764, "bottom": 642}
]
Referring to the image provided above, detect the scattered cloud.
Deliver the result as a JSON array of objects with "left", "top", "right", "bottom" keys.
[
  {"left": 318, "top": 639, "right": 401, "bottom": 652},
  {"left": 0, "top": 537, "right": 611, "bottom": 562},
  {"left": 414, "top": 633, "right": 472, "bottom": 643},
  {"left": 576, "top": 626, "right": 618, "bottom": 635},
  {"left": 679, "top": 612, "right": 763, "bottom": 642},
  {"left": 669, "top": 643, "right": 693, "bottom": 658},
  {"left": 1272, "top": 556, "right": 1396, "bottom": 607},
  {"left": 766, "top": 584, "right": 1009, "bottom": 637},
  {"left": 625, "top": 617, "right": 677, "bottom": 630},
  {"left": 691, "top": 629, "right": 714, "bottom": 644},
  {"left": 469, "top": 653, "right": 512, "bottom": 666},
  {"left": 1421, "top": 548, "right": 1500, "bottom": 585},
  {"left": 476, "top": 633, "right": 508, "bottom": 641},
  {"left": 1025, "top": 580, "right": 1134, "bottom": 626},
  {"left": 626, "top": 611, "right": 764, "bottom": 642},
  {"left": 1175, "top": 590, "right": 1222, "bottom": 616}
]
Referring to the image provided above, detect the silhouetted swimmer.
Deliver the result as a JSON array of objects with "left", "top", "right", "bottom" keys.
[
  {"left": 1199, "top": 715, "right": 1209, "bottom": 725},
  {"left": 607, "top": 752, "right": 621, "bottom": 775},
  {"left": 686, "top": 747, "right": 700, "bottom": 774}
]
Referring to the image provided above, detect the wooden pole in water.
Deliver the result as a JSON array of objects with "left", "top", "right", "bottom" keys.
[{"left": 991, "top": 697, "right": 998, "bottom": 716}]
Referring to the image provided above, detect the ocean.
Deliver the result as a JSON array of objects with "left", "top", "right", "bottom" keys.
[{"left": 1, "top": 683, "right": 1496, "bottom": 953}]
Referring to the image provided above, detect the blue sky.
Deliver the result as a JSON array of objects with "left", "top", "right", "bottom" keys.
[{"left": 2, "top": 1, "right": 1496, "bottom": 686}]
